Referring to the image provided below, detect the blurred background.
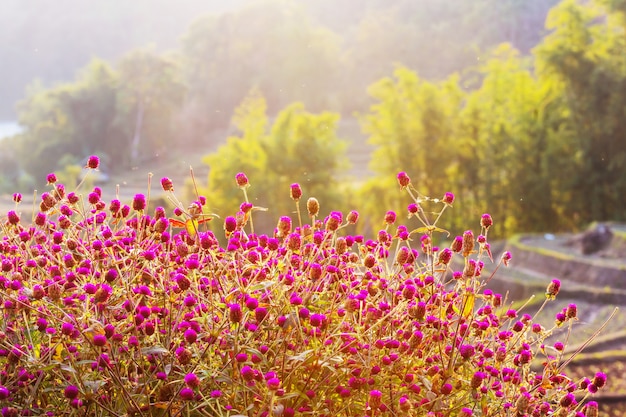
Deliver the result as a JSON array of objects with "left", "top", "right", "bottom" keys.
[{"left": 0, "top": 0, "right": 624, "bottom": 238}]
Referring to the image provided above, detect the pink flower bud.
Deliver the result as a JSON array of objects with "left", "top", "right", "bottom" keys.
[
  {"left": 397, "top": 172, "right": 411, "bottom": 189},
  {"left": 86, "top": 155, "right": 100, "bottom": 169},
  {"left": 161, "top": 177, "right": 174, "bottom": 191},
  {"left": 290, "top": 183, "right": 302, "bottom": 200},
  {"left": 235, "top": 172, "right": 249, "bottom": 188}
]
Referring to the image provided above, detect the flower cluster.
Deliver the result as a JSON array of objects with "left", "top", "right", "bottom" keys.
[{"left": 0, "top": 163, "right": 607, "bottom": 416}]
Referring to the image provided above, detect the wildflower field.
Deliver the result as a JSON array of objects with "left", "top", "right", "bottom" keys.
[{"left": 0, "top": 159, "right": 615, "bottom": 416}]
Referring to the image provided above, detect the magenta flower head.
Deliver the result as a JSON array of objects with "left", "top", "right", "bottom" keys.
[
  {"left": 441, "top": 383, "right": 453, "bottom": 395},
  {"left": 384, "top": 211, "right": 396, "bottom": 225},
  {"left": 235, "top": 172, "right": 249, "bottom": 188},
  {"left": 501, "top": 250, "right": 512, "bottom": 266},
  {"left": 180, "top": 387, "right": 195, "bottom": 401},
  {"left": 443, "top": 192, "right": 455, "bottom": 205},
  {"left": 277, "top": 216, "right": 292, "bottom": 237},
  {"left": 229, "top": 303, "right": 243, "bottom": 323},
  {"left": 566, "top": 303, "right": 577, "bottom": 319},
  {"left": 290, "top": 183, "right": 302, "bottom": 201},
  {"left": 224, "top": 216, "right": 237, "bottom": 234},
  {"left": 397, "top": 172, "right": 411, "bottom": 189},
  {"left": 160, "top": 177, "right": 174, "bottom": 191},
  {"left": 86, "top": 155, "right": 100, "bottom": 169},
  {"left": 546, "top": 279, "right": 561, "bottom": 300},
  {"left": 584, "top": 401, "right": 599, "bottom": 417},
  {"left": 325, "top": 212, "right": 342, "bottom": 232},
  {"left": 7, "top": 210, "right": 20, "bottom": 225},
  {"left": 267, "top": 377, "right": 281, "bottom": 390},
  {"left": 64, "top": 385, "right": 80, "bottom": 399},
  {"left": 481, "top": 213, "right": 493, "bottom": 229},
  {"left": 347, "top": 210, "right": 359, "bottom": 224},
  {"left": 12, "top": 193, "right": 22, "bottom": 203},
  {"left": 46, "top": 173, "right": 57, "bottom": 184},
  {"left": 369, "top": 389, "right": 383, "bottom": 408},
  {"left": 459, "top": 408, "right": 473, "bottom": 417},
  {"left": 184, "top": 373, "right": 200, "bottom": 388},
  {"left": 438, "top": 248, "right": 452, "bottom": 265},
  {"left": 132, "top": 194, "right": 146, "bottom": 211},
  {"left": 451, "top": 236, "right": 463, "bottom": 252},
  {"left": 593, "top": 372, "right": 607, "bottom": 388}
]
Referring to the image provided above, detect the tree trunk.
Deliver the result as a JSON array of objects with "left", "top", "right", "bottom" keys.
[{"left": 130, "top": 98, "right": 144, "bottom": 164}]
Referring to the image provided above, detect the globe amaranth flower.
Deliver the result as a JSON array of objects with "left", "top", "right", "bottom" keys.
[
  {"left": 160, "top": 177, "right": 174, "bottom": 191},
  {"left": 397, "top": 172, "right": 411, "bottom": 189},
  {"left": 184, "top": 373, "right": 200, "bottom": 388},
  {"left": 132, "top": 194, "right": 147, "bottom": 211},
  {"left": 179, "top": 387, "right": 195, "bottom": 401},
  {"left": 290, "top": 183, "right": 302, "bottom": 200},
  {"left": 86, "top": 155, "right": 100, "bottom": 169},
  {"left": 64, "top": 385, "right": 80, "bottom": 399},
  {"left": 306, "top": 197, "right": 319, "bottom": 217},
  {"left": 546, "top": 279, "right": 561, "bottom": 299},
  {"left": 235, "top": 172, "right": 249, "bottom": 188},
  {"left": 481, "top": 213, "right": 493, "bottom": 229},
  {"left": 443, "top": 192, "right": 455, "bottom": 205}
]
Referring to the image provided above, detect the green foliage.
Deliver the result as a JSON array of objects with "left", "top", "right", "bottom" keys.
[
  {"left": 115, "top": 48, "right": 186, "bottom": 166},
  {"left": 199, "top": 92, "right": 349, "bottom": 235},
  {"left": 359, "top": 0, "right": 626, "bottom": 235},
  {"left": 360, "top": 67, "right": 463, "bottom": 234},
  {"left": 180, "top": 0, "right": 341, "bottom": 138},
  {"left": 535, "top": 0, "right": 626, "bottom": 225},
  {"left": 12, "top": 50, "right": 185, "bottom": 184}
]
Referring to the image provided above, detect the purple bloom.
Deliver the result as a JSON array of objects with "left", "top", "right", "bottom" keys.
[
  {"left": 86, "top": 155, "right": 100, "bottom": 169},
  {"left": 64, "top": 385, "right": 79, "bottom": 399},
  {"left": 132, "top": 194, "right": 146, "bottom": 211},
  {"left": 180, "top": 387, "right": 195, "bottom": 401}
]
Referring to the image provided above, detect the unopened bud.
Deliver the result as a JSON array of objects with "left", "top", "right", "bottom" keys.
[
  {"left": 438, "top": 248, "right": 452, "bottom": 265},
  {"left": 546, "top": 279, "right": 561, "bottom": 300},
  {"left": 451, "top": 236, "right": 463, "bottom": 253},
  {"left": 277, "top": 216, "right": 292, "bottom": 237},
  {"left": 501, "top": 251, "right": 512, "bottom": 266},
  {"left": 307, "top": 198, "right": 319, "bottom": 217},
  {"left": 347, "top": 210, "right": 359, "bottom": 224},
  {"left": 462, "top": 230, "right": 474, "bottom": 257}
]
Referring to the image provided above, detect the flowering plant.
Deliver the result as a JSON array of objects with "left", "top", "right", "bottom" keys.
[{"left": 0, "top": 160, "right": 608, "bottom": 416}]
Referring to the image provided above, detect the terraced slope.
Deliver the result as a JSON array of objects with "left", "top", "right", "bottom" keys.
[{"left": 485, "top": 227, "right": 626, "bottom": 414}]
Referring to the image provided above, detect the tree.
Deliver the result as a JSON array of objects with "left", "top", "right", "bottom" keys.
[
  {"left": 115, "top": 49, "right": 186, "bottom": 166},
  {"left": 198, "top": 91, "right": 349, "bottom": 236},
  {"left": 12, "top": 60, "right": 119, "bottom": 183},
  {"left": 359, "top": 67, "right": 464, "bottom": 234},
  {"left": 179, "top": 0, "right": 341, "bottom": 141},
  {"left": 535, "top": 0, "right": 626, "bottom": 224}
]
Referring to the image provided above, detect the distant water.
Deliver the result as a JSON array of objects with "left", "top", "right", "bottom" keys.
[{"left": 0, "top": 121, "right": 21, "bottom": 140}]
